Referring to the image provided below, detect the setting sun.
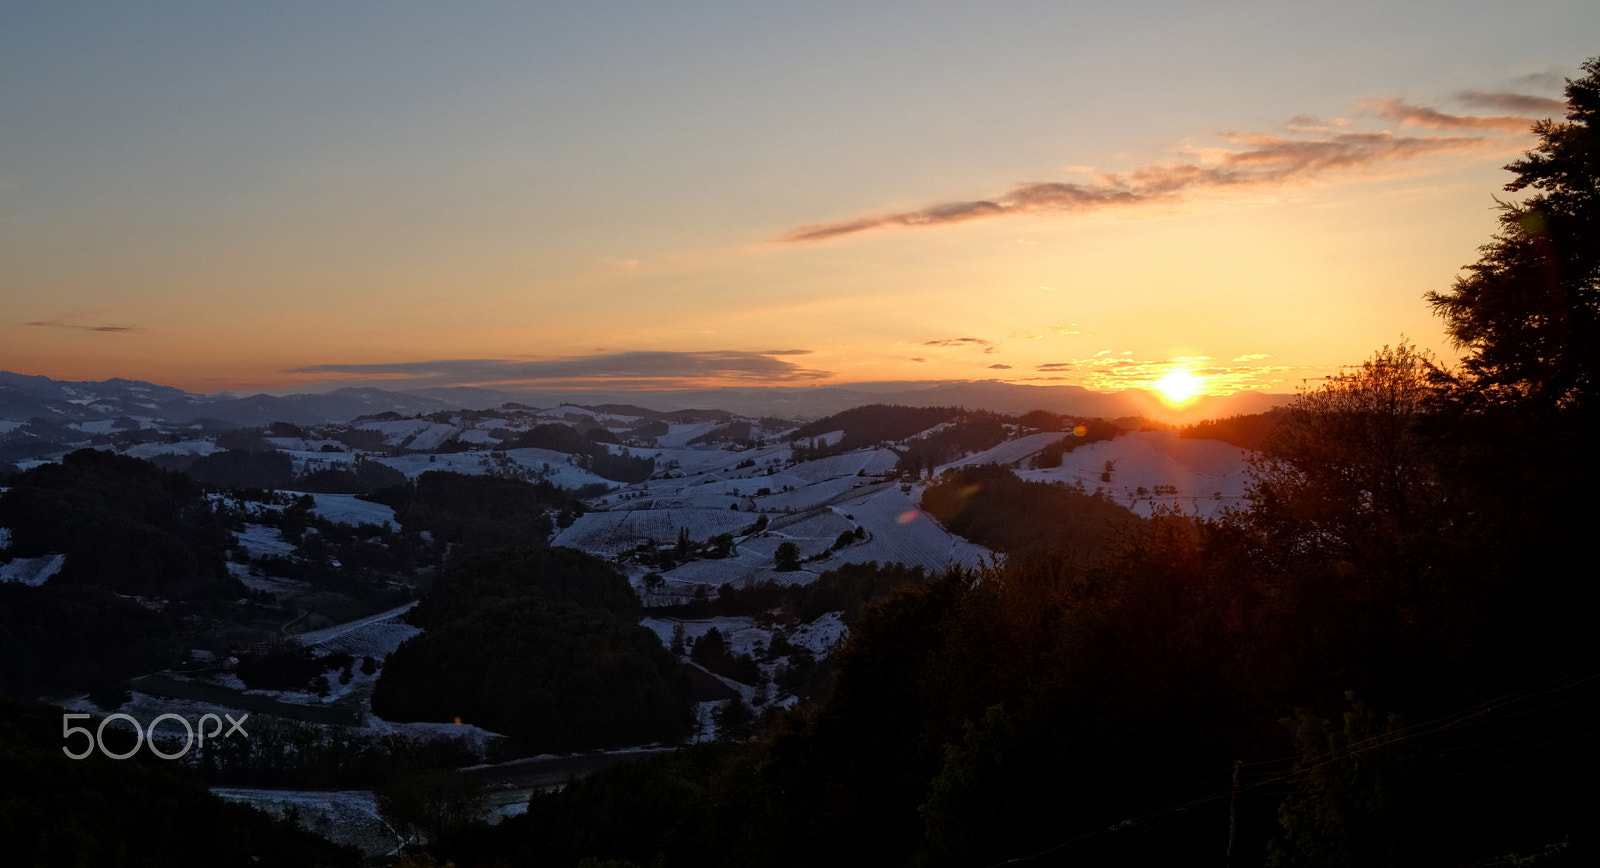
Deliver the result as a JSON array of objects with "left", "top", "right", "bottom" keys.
[{"left": 1154, "top": 367, "right": 1203, "bottom": 405}]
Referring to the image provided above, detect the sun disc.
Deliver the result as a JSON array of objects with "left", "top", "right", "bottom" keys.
[{"left": 1154, "top": 368, "right": 1202, "bottom": 405}]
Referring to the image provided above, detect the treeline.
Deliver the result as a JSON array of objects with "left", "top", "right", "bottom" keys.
[
  {"left": 658, "top": 561, "right": 932, "bottom": 628},
  {"left": 1179, "top": 409, "right": 1286, "bottom": 450},
  {"left": 790, "top": 404, "right": 967, "bottom": 452},
  {"left": 569, "top": 403, "right": 729, "bottom": 424},
  {"left": 0, "top": 449, "right": 238, "bottom": 600},
  {"left": 365, "top": 470, "right": 583, "bottom": 562},
  {"left": 1029, "top": 417, "right": 1122, "bottom": 467},
  {"left": 186, "top": 715, "right": 479, "bottom": 789},
  {"left": 210, "top": 491, "right": 425, "bottom": 586},
  {"left": 687, "top": 419, "right": 753, "bottom": 446},
  {"left": 441, "top": 743, "right": 738, "bottom": 866},
  {"left": 921, "top": 463, "right": 1140, "bottom": 558},
  {"left": 502, "top": 423, "right": 655, "bottom": 482},
  {"left": 787, "top": 405, "right": 1127, "bottom": 476},
  {"left": 184, "top": 448, "right": 407, "bottom": 494},
  {"left": 892, "top": 413, "right": 1011, "bottom": 476},
  {"left": 371, "top": 547, "right": 692, "bottom": 752}
]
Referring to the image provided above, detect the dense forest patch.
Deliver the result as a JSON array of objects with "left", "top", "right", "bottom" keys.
[
  {"left": 371, "top": 547, "right": 691, "bottom": 751},
  {"left": 920, "top": 463, "right": 1140, "bottom": 558}
]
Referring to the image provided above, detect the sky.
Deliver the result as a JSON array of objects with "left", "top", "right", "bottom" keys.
[{"left": 3, "top": 2, "right": 1597, "bottom": 398}]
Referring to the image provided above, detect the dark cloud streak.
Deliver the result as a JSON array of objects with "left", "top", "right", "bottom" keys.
[
  {"left": 26, "top": 320, "right": 135, "bottom": 333},
  {"left": 924, "top": 337, "right": 997, "bottom": 354},
  {"left": 1456, "top": 90, "right": 1568, "bottom": 115},
  {"left": 294, "top": 350, "right": 830, "bottom": 388}
]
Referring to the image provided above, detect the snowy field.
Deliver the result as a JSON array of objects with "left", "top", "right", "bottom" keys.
[
  {"left": 782, "top": 449, "right": 899, "bottom": 483},
  {"left": 306, "top": 493, "right": 396, "bottom": 528},
  {"left": 212, "top": 787, "right": 402, "bottom": 858},
  {"left": 121, "top": 439, "right": 223, "bottom": 459},
  {"left": 233, "top": 523, "right": 296, "bottom": 558},
  {"left": 946, "top": 430, "right": 1067, "bottom": 469},
  {"left": 0, "top": 552, "right": 65, "bottom": 586},
  {"left": 226, "top": 561, "right": 309, "bottom": 596},
  {"left": 642, "top": 552, "right": 774, "bottom": 590},
  {"left": 502, "top": 448, "right": 615, "bottom": 488},
  {"left": 554, "top": 508, "right": 755, "bottom": 556},
  {"left": 376, "top": 450, "right": 508, "bottom": 478},
  {"left": 653, "top": 420, "right": 725, "bottom": 448},
  {"left": 753, "top": 475, "right": 873, "bottom": 512},
  {"left": 292, "top": 602, "right": 420, "bottom": 658},
  {"left": 1012, "top": 430, "right": 1253, "bottom": 519},
  {"left": 639, "top": 608, "right": 850, "bottom": 712}
]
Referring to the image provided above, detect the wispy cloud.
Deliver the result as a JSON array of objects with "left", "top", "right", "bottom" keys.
[
  {"left": 774, "top": 98, "right": 1526, "bottom": 243},
  {"left": 26, "top": 320, "right": 136, "bottom": 333},
  {"left": 294, "top": 350, "right": 830, "bottom": 389},
  {"left": 1286, "top": 114, "right": 1348, "bottom": 133},
  {"left": 988, "top": 363, "right": 1013, "bottom": 370},
  {"left": 1356, "top": 97, "right": 1532, "bottom": 132},
  {"left": 924, "top": 337, "right": 997, "bottom": 354},
  {"left": 1513, "top": 71, "right": 1566, "bottom": 90},
  {"left": 1456, "top": 90, "right": 1567, "bottom": 115},
  {"left": 1036, "top": 362, "right": 1072, "bottom": 372}
]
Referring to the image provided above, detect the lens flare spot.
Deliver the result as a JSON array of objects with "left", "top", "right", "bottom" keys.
[
  {"left": 1072, "top": 424, "right": 1088, "bottom": 437},
  {"left": 897, "top": 509, "right": 919, "bottom": 524}
]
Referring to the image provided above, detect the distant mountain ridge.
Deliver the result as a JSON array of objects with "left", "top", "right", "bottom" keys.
[
  {"left": 0, "top": 371, "right": 1290, "bottom": 429},
  {"left": 0, "top": 373, "right": 455, "bottom": 428}
]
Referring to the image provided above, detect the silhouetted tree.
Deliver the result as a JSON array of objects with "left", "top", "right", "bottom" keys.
[
  {"left": 1248, "top": 341, "right": 1445, "bottom": 606},
  {"left": 1427, "top": 57, "right": 1600, "bottom": 413}
]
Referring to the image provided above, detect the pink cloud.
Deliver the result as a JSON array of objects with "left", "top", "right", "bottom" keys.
[
  {"left": 776, "top": 102, "right": 1507, "bottom": 243},
  {"left": 1357, "top": 97, "right": 1533, "bottom": 132}
]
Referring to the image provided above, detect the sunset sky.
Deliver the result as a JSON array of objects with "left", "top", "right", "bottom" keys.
[{"left": 3, "top": 2, "right": 1597, "bottom": 397}]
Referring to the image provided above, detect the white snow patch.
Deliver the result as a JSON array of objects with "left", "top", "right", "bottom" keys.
[
  {"left": 0, "top": 553, "right": 65, "bottom": 586},
  {"left": 211, "top": 788, "right": 402, "bottom": 857},
  {"left": 403, "top": 422, "right": 461, "bottom": 452},
  {"left": 787, "top": 611, "right": 848, "bottom": 656},
  {"left": 307, "top": 493, "right": 396, "bottom": 528},
  {"left": 641, "top": 615, "right": 766, "bottom": 656},
  {"left": 554, "top": 508, "right": 753, "bottom": 556},
  {"left": 1011, "top": 430, "right": 1253, "bottom": 519},
  {"left": 293, "top": 602, "right": 420, "bottom": 656},
  {"left": 226, "top": 561, "right": 307, "bottom": 595},
  {"left": 655, "top": 420, "right": 726, "bottom": 448},
  {"left": 234, "top": 523, "right": 296, "bottom": 558},
  {"left": 947, "top": 431, "right": 1070, "bottom": 469}
]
